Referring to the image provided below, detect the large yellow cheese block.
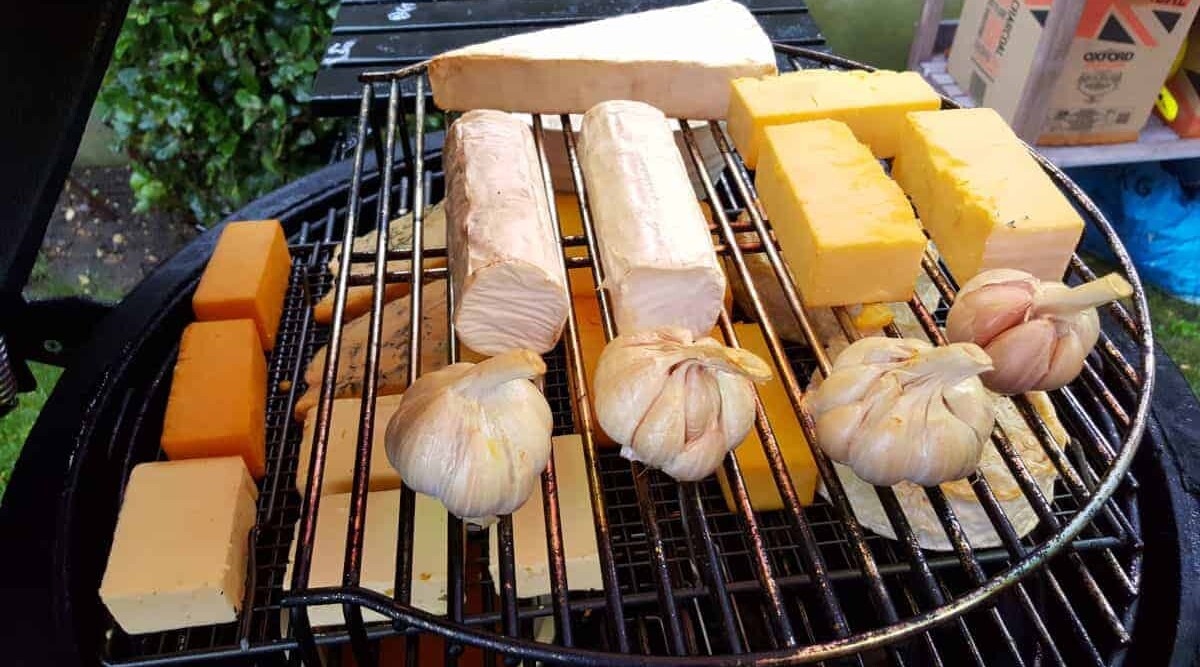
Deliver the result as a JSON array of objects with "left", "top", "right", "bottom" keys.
[
  {"left": 487, "top": 435, "right": 603, "bottom": 596},
  {"left": 754, "top": 119, "right": 927, "bottom": 307},
  {"left": 100, "top": 457, "right": 258, "bottom": 634},
  {"left": 717, "top": 325, "right": 817, "bottom": 512},
  {"left": 892, "top": 108, "right": 1085, "bottom": 282},
  {"left": 285, "top": 490, "right": 447, "bottom": 626},
  {"left": 296, "top": 394, "right": 404, "bottom": 496},
  {"left": 728, "top": 69, "right": 940, "bottom": 169}
]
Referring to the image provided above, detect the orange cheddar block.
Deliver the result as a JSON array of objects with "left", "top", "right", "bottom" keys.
[
  {"left": 162, "top": 319, "right": 267, "bottom": 478},
  {"left": 193, "top": 220, "right": 292, "bottom": 350},
  {"left": 718, "top": 324, "right": 817, "bottom": 511}
]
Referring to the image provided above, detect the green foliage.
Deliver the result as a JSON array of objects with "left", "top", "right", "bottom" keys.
[
  {"left": 0, "top": 363, "right": 63, "bottom": 503},
  {"left": 97, "top": 0, "right": 340, "bottom": 224}
]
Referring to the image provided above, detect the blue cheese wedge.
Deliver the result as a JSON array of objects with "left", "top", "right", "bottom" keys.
[
  {"left": 100, "top": 457, "right": 258, "bottom": 634},
  {"left": 428, "top": 0, "right": 776, "bottom": 119}
]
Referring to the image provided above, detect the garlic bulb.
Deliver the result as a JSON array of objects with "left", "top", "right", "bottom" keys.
[
  {"left": 945, "top": 269, "right": 1133, "bottom": 395},
  {"left": 593, "top": 327, "right": 773, "bottom": 481},
  {"left": 804, "top": 337, "right": 995, "bottom": 487},
  {"left": 384, "top": 349, "right": 553, "bottom": 524}
]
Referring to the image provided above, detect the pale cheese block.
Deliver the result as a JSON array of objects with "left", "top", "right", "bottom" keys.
[
  {"left": 445, "top": 110, "right": 570, "bottom": 357},
  {"left": 488, "top": 435, "right": 602, "bottom": 596},
  {"left": 284, "top": 490, "right": 447, "bottom": 626},
  {"left": 892, "top": 108, "right": 1084, "bottom": 282},
  {"left": 579, "top": 100, "right": 726, "bottom": 337},
  {"left": 100, "top": 457, "right": 258, "bottom": 634},
  {"left": 296, "top": 394, "right": 404, "bottom": 496},
  {"left": 429, "top": 0, "right": 777, "bottom": 119},
  {"left": 521, "top": 114, "right": 727, "bottom": 196}
]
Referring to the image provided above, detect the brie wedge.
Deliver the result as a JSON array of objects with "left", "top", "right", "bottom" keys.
[{"left": 428, "top": 0, "right": 777, "bottom": 119}]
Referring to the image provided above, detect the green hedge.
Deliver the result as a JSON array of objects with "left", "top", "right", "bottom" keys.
[{"left": 98, "top": 0, "right": 340, "bottom": 224}]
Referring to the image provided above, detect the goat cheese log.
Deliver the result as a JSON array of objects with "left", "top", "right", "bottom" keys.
[
  {"left": 428, "top": 0, "right": 776, "bottom": 119},
  {"left": 579, "top": 100, "right": 726, "bottom": 337},
  {"left": 445, "top": 110, "right": 570, "bottom": 357}
]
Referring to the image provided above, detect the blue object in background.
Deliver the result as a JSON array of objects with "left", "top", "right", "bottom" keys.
[{"left": 1068, "top": 161, "right": 1200, "bottom": 303}]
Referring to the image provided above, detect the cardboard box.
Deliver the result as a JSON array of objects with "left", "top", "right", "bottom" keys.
[
  {"left": 1164, "top": 20, "right": 1200, "bottom": 136},
  {"left": 949, "top": 0, "right": 1199, "bottom": 145}
]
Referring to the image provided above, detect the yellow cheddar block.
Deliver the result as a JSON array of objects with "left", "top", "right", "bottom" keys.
[
  {"left": 728, "top": 69, "right": 940, "bottom": 169},
  {"left": 754, "top": 120, "right": 926, "bottom": 307},
  {"left": 193, "top": 220, "right": 292, "bottom": 350},
  {"left": 892, "top": 108, "right": 1085, "bottom": 283},
  {"left": 718, "top": 324, "right": 817, "bottom": 511}
]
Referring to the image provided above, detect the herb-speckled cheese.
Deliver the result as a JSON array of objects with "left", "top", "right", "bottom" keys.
[{"left": 892, "top": 108, "right": 1084, "bottom": 282}]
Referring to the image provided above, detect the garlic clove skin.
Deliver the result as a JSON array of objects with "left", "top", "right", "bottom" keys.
[
  {"left": 947, "top": 269, "right": 1131, "bottom": 395},
  {"left": 806, "top": 337, "right": 995, "bottom": 487},
  {"left": 1037, "top": 308, "right": 1099, "bottom": 391},
  {"left": 385, "top": 349, "right": 553, "bottom": 524},
  {"left": 945, "top": 280, "right": 1036, "bottom": 346},
  {"left": 980, "top": 319, "right": 1055, "bottom": 396},
  {"left": 594, "top": 326, "right": 771, "bottom": 482},
  {"left": 627, "top": 365, "right": 689, "bottom": 469}
]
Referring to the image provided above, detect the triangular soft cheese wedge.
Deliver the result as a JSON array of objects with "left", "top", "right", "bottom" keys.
[{"left": 428, "top": 0, "right": 777, "bottom": 119}]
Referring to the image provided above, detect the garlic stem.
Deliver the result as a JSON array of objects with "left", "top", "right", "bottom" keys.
[
  {"left": 900, "top": 344, "right": 994, "bottom": 386},
  {"left": 455, "top": 349, "right": 547, "bottom": 399},
  {"left": 1034, "top": 273, "right": 1133, "bottom": 317},
  {"left": 678, "top": 344, "right": 774, "bottom": 383}
]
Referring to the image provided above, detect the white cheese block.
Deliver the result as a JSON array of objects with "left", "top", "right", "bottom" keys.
[
  {"left": 579, "top": 100, "right": 727, "bottom": 337},
  {"left": 445, "top": 110, "right": 570, "bottom": 357},
  {"left": 428, "top": 0, "right": 777, "bottom": 119},
  {"left": 488, "top": 435, "right": 602, "bottom": 597},
  {"left": 100, "top": 457, "right": 258, "bottom": 634},
  {"left": 520, "top": 114, "right": 727, "bottom": 196},
  {"left": 297, "top": 394, "right": 404, "bottom": 496},
  {"left": 284, "top": 490, "right": 448, "bottom": 627}
]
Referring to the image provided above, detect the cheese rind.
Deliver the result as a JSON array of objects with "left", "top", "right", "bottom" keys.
[
  {"left": 892, "top": 108, "right": 1085, "bottom": 282},
  {"left": 100, "top": 457, "right": 258, "bottom": 634},
  {"left": 192, "top": 220, "right": 291, "bottom": 350},
  {"left": 429, "top": 0, "right": 776, "bottom": 119},
  {"left": 162, "top": 319, "right": 267, "bottom": 478},
  {"left": 728, "top": 69, "right": 940, "bottom": 168},
  {"left": 297, "top": 394, "right": 404, "bottom": 496},
  {"left": 488, "top": 435, "right": 603, "bottom": 596},
  {"left": 285, "top": 490, "right": 447, "bottom": 626},
  {"left": 717, "top": 325, "right": 817, "bottom": 511},
  {"left": 446, "top": 110, "right": 570, "bottom": 357},
  {"left": 755, "top": 120, "right": 927, "bottom": 307},
  {"left": 579, "top": 100, "right": 726, "bottom": 337}
]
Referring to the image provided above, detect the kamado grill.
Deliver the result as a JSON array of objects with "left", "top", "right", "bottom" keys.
[{"left": 2, "top": 4, "right": 1198, "bottom": 667}]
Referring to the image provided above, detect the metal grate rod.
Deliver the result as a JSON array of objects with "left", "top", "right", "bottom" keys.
[
  {"left": 287, "top": 82, "right": 376, "bottom": 666},
  {"left": 682, "top": 121, "right": 912, "bottom": 666},
  {"left": 552, "top": 113, "right": 633, "bottom": 653}
]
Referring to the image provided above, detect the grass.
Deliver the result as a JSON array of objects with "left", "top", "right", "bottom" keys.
[
  {"left": 1145, "top": 283, "right": 1200, "bottom": 392},
  {"left": 0, "top": 362, "right": 63, "bottom": 503}
]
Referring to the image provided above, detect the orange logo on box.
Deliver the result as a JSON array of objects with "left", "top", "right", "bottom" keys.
[{"left": 1028, "top": 0, "right": 1185, "bottom": 47}]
